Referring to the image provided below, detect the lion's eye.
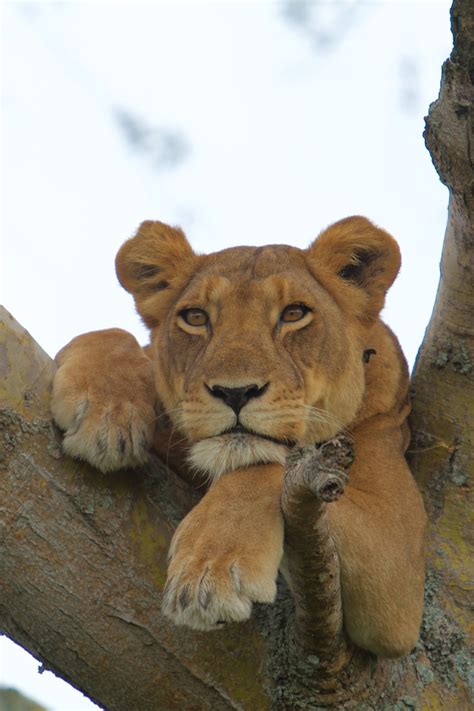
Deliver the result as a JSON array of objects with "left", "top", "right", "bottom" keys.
[
  {"left": 179, "top": 308, "right": 209, "bottom": 327},
  {"left": 280, "top": 304, "right": 310, "bottom": 323}
]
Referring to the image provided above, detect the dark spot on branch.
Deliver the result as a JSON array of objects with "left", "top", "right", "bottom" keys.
[{"left": 317, "top": 477, "right": 346, "bottom": 502}]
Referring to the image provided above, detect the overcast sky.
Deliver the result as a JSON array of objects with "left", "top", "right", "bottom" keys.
[{"left": 2, "top": 1, "right": 452, "bottom": 709}]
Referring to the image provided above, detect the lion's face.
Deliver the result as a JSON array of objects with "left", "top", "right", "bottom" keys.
[
  {"left": 151, "top": 246, "right": 367, "bottom": 478},
  {"left": 116, "top": 217, "right": 401, "bottom": 479}
]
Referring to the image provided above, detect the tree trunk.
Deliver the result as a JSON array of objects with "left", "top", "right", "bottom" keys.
[
  {"left": 406, "top": 0, "right": 474, "bottom": 706},
  {"left": 0, "top": 1, "right": 472, "bottom": 707}
]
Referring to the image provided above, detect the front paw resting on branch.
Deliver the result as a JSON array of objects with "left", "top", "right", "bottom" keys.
[
  {"left": 162, "top": 465, "right": 284, "bottom": 630},
  {"left": 162, "top": 437, "right": 355, "bottom": 637},
  {"left": 51, "top": 329, "right": 157, "bottom": 472}
]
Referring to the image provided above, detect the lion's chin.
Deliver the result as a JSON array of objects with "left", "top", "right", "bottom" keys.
[{"left": 187, "top": 434, "right": 288, "bottom": 482}]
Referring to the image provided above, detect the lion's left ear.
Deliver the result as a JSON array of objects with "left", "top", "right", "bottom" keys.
[{"left": 306, "top": 216, "right": 401, "bottom": 323}]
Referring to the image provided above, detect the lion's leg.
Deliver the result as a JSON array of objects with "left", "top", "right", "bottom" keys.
[
  {"left": 327, "top": 424, "right": 426, "bottom": 658},
  {"left": 51, "top": 329, "right": 157, "bottom": 472},
  {"left": 162, "top": 464, "right": 285, "bottom": 629}
]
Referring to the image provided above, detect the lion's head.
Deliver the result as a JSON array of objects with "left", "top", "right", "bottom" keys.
[{"left": 115, "top": 216, "right": 400, "bottom": 479}]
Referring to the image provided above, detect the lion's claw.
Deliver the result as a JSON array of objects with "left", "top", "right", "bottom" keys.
[{"left": 162, "top": 560, "right": 261, "bottom": 630}]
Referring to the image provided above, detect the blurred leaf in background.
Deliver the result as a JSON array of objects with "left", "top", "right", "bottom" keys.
[{"left": 114, "top": 108, "right": 190, "bottom": 171}]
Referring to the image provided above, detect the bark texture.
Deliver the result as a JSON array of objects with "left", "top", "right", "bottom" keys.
[
  {"left": 1, "top": 1, "right": 473, "bottom": 707},
  {"left": 279, "top": 440, "right": 376, "bottom": 707},
  {"left": 408, "top": 0, "right": 473, "bottom": 706},
  {"left": 281, "top": 439, "right": 353, "bottom": 667}
]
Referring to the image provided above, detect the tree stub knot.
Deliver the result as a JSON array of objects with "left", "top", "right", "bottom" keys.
[{"left": 285, "top": 434, "right": 354, "bottom": 503}]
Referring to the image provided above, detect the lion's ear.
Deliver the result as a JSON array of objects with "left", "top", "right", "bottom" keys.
[
  {"left": 116, "top": 220, "right": 197, "bottom": 328},
  {"left": 306, "top": 216, "right": 401, "bottom": 323}
]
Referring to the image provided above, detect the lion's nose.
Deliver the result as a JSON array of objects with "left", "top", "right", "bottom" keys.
[{"left": 206, "top": 383, "right": 269, "bottom": 415}]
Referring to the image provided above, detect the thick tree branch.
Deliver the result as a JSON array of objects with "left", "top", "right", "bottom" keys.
[
  {"left": 408, "top": 0, "right": 473, "bottom": 706},
  {"left": 409, "top": 0, "right": 472, "bottom": 631}
]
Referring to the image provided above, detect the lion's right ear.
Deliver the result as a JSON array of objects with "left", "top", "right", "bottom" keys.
[{"left": 115, "top": 220, "right": 198, "bottom": 328}]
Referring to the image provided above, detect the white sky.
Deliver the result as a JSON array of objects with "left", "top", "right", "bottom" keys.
[{"left": 1, "top": 1, "right": 452, "bottom": 709}]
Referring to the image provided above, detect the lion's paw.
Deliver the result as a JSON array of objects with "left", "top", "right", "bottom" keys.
[
  {"left": 54, "top": 394, "right": 155, "bottom": 473},
  {"left": 51, "top": 352, "right": 156, "bottom": 472},
  {"left": 162, "top": 553, "right": 276, "bottom": 630},
  {"left": 161, "top": 465, "right": 284, "bottom": 630}
]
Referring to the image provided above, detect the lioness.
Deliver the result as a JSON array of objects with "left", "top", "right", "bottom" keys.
[{"left": 51, "top": 216, "right": 426, "bottom": 658}]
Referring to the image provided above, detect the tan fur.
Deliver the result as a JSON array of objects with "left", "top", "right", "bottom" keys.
[
  {"left": 52, "top": 329, "right": 157, "bottom": 472},
  {"left": 163, "top": 465, "right": 284, "bottom": 630},
  {"left": 51, "top": 216, "right": 426, "bottom": 657}
]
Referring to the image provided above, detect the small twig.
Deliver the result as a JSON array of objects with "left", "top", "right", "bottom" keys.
[{"left": 281, "top": 435, "right": 355, "bottom": 677}]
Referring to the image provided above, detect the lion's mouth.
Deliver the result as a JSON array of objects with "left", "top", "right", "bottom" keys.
[{"left": 220, "top": 424, "right": 295, "bottom": 448}]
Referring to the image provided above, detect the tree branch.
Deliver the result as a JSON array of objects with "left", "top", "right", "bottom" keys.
[
  {"left": 281, "top": 437, "right": 352, "bottom": 668},
  {"left": 280, "top": 438, "right": 377, "bottom": 706},
  {"left": 408, "top": 0, "right": 473, "bottom": 705}
]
